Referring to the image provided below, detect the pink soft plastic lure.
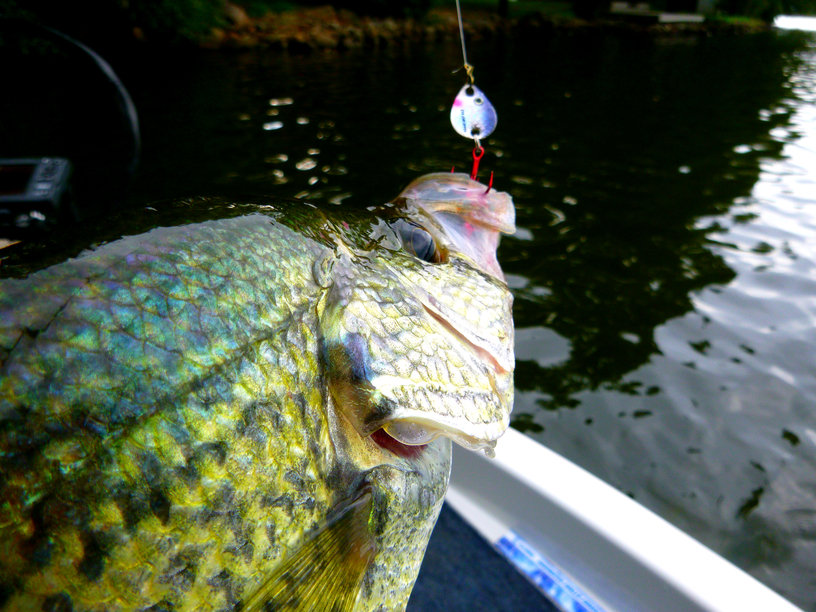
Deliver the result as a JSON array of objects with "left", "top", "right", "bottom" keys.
[{"left": 398, "top": 172, "right": 514, "bottom": 281}]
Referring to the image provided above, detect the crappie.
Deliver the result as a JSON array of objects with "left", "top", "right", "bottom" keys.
[{"left": 0, "top": 173, "right": 515, "bottom": 612}]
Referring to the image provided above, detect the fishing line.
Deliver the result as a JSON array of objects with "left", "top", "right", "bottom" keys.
[{"left": 454, "top": 0, "right": 474, "bottom": 85}]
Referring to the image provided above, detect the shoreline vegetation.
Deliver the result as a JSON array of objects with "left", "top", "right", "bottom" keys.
[
  {"left": 0, "top": 0, "right": 783, "bottom": 52},
  {"left": 202, "top": 3, "right": 770, "bottom": 50}
]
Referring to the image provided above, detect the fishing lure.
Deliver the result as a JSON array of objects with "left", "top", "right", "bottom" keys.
[
  {"left": 450, "top": 0, "right": 497, "bottom": 181},
  {"left": 450, "top": 83, "right": 498, "bottom": 141}
]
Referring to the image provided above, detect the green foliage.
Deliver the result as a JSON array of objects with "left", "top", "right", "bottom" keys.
[
  {"left": 241, "top": 0, "right": 297, "bottom": 17},
  {"left": 0, "top": 0, "right": 226, "bottom": 44},
  {"left": 124, "top": 0, "right": 226, "bottom": 42},
  {"left": 298, "top": 0, "right": 432, "bottom": 18},
  {"left": 571, "top": 0, "right": 610, "bottom": 19},
  {"left": 429, "top": 0, "right": 575, "bottom": 18},
  {"left": 705, "top": 14, "right": 765, "bottom": 23}
]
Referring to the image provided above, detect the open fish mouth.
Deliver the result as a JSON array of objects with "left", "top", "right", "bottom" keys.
[
  {"left": 323, "top": 286, "right": 513, "bottom": 459},
  {"left": 369, "top": 428, "right": 428, "bottom": 459},
  {"left": 372, "top": 294, "right": 513, "bottom": 457},
  {"left": 364, "top": 324, "right": 512, "bottom": 458},
  {"left": 359, "top": 316, "right": 512, "bottom": 457},
  {"left": 343, "top": 364, "right": 511, "bottom": 460},
  {"left": 324, "top": 274, "right": 513, "bottom": 459},
  {"left": 368, "top": 413, "right": 505, "bottom": 460},
  {"left": 380, "top": 413, "right": 506, "bottom": 456}
]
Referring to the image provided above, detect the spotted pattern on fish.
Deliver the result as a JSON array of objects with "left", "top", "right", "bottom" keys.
[{"left": 1, "top": 218, "right": 339, "bottom": 611}]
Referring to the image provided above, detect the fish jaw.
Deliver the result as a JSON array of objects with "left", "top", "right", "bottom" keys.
[
  {"left": 321, "top": 178, "right": 515, "bottom": 457},
  {"left": 354, "top": 437, "right": 451, "bottom": 611},
  {"left": 320, "top": 254, "right": 513, "bottom": 456}
]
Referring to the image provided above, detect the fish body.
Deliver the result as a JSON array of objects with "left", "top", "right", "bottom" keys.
[{"left": 0, "top": 173, "right": 515, "bottom": 612}]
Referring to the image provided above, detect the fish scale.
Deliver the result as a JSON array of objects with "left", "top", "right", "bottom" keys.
[
  {"left": 0, "top": 175, "right": 515, "bottom": 611},
  {"left": 29, "top": 327, "right": 331, "bottom": 612},
  {"left": 1, "top": 218, "right": 331, "bottom": 609}
]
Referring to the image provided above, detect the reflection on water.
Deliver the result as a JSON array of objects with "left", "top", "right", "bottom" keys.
[
  {"left": 12, "top": 26, "right": 816, "bottom": 609},
  {"left": 776, "top": 15, "right": 816, "bottom": 32},
  {"left": 120, "top": 44, "right": 477, "bottom": 208},
  {"left": 509, "top": 33, "right": 816, "bottom": 608}
]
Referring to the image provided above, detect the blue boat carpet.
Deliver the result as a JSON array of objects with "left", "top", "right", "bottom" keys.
[{"left": 408, "top": 502, "right": 560, "bottom": 612}]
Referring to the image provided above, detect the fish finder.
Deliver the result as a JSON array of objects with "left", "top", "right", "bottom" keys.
[{"left": 0, "top": 158, "right": 72, "bottom": 229}]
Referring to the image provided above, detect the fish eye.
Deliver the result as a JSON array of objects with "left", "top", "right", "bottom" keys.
[
  {"left": 475, "top": 98, "right": 483, "bottom": 105},
  {"left": 391, "top": 219, "right": 440, "bottom": 263}
]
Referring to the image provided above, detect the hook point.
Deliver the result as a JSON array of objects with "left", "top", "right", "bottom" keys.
[{"left": 484, "top": 171, "right": 494, "bottom": 194}]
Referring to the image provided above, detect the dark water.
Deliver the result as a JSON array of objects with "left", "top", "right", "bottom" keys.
[{"left": 7, "top": 23, "right": 816, "bottom": 610}]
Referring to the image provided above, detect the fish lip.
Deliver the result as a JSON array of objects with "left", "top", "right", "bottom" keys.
[{"left": 382, "top": 416, "right": 503, "bottom": 456}]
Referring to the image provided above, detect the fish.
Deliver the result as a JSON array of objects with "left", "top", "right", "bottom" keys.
[{"left": 0, "top": 172, "right": 515, "bottom": 612}]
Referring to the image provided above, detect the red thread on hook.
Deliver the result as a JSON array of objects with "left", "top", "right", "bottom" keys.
[{"left": 470, "top": 146, "right": 484, "bottom": 180}]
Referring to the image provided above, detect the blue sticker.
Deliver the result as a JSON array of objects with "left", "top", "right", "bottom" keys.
[{"left": 496, "top": 531, "right": 608, "bottom": 612}]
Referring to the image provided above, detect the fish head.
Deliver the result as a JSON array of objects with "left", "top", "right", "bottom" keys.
[
  {"left": 313, "top": 172, "right": 514, "bottom": 609},
  {"left": 319, "top": 172, "right": 515, "bottom": 462}
]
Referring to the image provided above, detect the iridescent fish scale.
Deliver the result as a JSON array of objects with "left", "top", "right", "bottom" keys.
[{"left": 1, "top": 216, "right": 334, "bottom": 602}]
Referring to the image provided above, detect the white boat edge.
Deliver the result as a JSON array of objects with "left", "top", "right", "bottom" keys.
[{"left": 446, "top": 427, "right": 805, "bottom": 612}]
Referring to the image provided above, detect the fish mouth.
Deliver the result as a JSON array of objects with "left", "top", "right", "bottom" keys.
[
  {"left": 364, "top": 399, "right": 507, "bottom": 458},
  {"left": 370, "top": 428, "right": 427, "bottom": 459},
  {"left": 369, "top": 417, "right": 500, "bottom": 459},
  {"left": 382, "top": 417, "right": 502, "bottom": 456}
]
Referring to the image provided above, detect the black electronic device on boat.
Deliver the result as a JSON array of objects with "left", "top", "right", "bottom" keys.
[
  {"left": 0, "top": 16, "right": 140, "bottom": 237},
  {"left": 0, "top": 158, "right": 73, "bottom": 229}
]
